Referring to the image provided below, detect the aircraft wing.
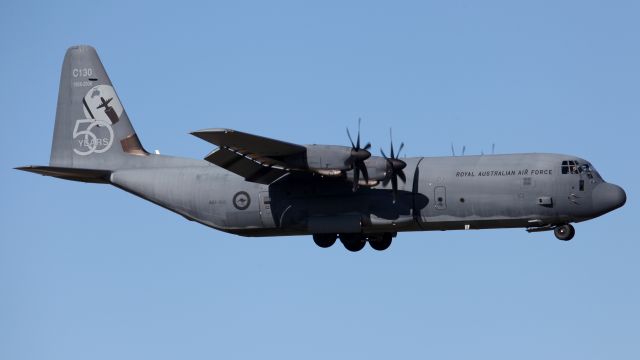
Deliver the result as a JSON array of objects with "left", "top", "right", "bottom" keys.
[{"left": 191, "top": 128, "right": 307, "bottom": 184}]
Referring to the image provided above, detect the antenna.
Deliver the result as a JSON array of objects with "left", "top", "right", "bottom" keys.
[
  {"left": 461, "top": 145, "right": 466, "bottom": 156},
  {"left": 451, "top": 143, "right": 456, "bottom": 156},
  {"left": 492, "top": 143, "right": 495, "bottom": 155}
]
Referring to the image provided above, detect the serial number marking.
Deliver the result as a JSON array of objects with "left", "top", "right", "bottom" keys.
[{"left": 73, "top": 81, "right": 94, "bottom": 87}]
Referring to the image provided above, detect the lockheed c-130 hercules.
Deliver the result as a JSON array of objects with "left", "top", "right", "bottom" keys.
[{"left": 17, "top": 46, "right": 626, "bottom": 252}]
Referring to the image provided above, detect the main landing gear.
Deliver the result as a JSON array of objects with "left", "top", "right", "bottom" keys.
[
  {"left": 312, "top": 233, "right": 394, "bottom": 252},
  {"left": 312, "top": 233, "right": 337, "bottom": 248},
  {"left": 554, "top": 224, "right": 575, "bottom": 241}
]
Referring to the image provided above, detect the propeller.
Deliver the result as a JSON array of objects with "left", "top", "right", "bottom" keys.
[
  {"left": 346, "top": 118, "right": 371, "bottom": 191},
  {"left": 381, "top": 129, "right": 407, "bottom": 203}
]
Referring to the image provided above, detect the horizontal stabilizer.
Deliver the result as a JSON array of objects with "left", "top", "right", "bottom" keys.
[{"left": 15, "top": 166, "right": 111, "bottom": 183}]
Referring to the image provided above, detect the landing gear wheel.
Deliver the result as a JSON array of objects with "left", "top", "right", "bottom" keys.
[
  {"left": 369, "top": 233, "right": 393, "bottom": 251},
  {"left": 554, "top": 224, "right": 575, "bottom": 241},
  {"left": 340, "top": 234, "right": 366, "bottom": 252},
  {"left": 313, "top": 234, "right": 337, "bottom": 248}
]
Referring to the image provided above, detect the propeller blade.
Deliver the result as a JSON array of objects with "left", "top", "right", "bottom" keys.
[
  {"left": 397, "top": 142, "right": 404, "bottom": 158},
  {"left": 359, "top": 162, "right": 369, "bottom": 183},
  {"left": 412, "top": 164, "right": 421, "bottom": 219},
  {"left": 363, "top": 142, "right": 371, "bottom": 151},
  {"left": 397, "top": 169, "right": 406, "bottom": 183},
  {"left": 389, "top": 128, "right": 395, "bottom": 159},
  {"left": 356, "top": 118, "right": 362, "bottom": 149},
  {"left": 380, "top": 148, "right": 388, "bottom": 160},
  {"left": 352, "top": 166, "right": 359, "bottom": 192},
  {"left": 462, "top": 145, "right": 466, "bottom": 156},
  {"left": 391, "top": 175, "right": 398, "bottom": 203},
  {"left": 346, "top": 127, "right": 355, "bottom": 148}
]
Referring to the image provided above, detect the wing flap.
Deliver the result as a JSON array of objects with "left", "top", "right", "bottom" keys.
[
  {"left": 205, "top": 148, "right": 287, "bottom": 184},
  {"left": 193, "top": 128, "right": 304, "bottom": 184}
]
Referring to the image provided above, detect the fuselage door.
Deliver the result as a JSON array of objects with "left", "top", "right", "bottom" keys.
[
  {"left": 434, "top": 186, "right": 447, "bottom": 210},
  {"left": 258, "top": 192, "right": 276, "bottom": 228}
]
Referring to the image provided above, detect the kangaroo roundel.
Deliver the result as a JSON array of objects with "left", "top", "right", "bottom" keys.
[{"left": 82, "top": 84, "right": 123, "bottom": 125}]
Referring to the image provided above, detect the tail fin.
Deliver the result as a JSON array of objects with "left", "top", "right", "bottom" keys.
[{"left": 50, "top": 45, "right": 147, "bottom": 169}]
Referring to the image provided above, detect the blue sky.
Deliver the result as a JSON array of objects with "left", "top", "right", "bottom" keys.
[{"left": 1, "top": 1, "right": 638, "bottom": 359}]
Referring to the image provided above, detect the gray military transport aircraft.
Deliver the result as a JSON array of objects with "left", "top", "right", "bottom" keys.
[{"left": 17, "top": 46, "right": 627, "bottom": 251}]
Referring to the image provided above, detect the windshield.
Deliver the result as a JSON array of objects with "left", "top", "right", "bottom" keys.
[
  {"left": 561, "top": 160, "right": 603, "bottom": 182},
  {"left": 580, "top": 163, "right": 604, "bottom": 182}
]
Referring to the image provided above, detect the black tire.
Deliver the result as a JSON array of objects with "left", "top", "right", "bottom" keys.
[
  {"left": 554, "top": 224, "right": 575, "bottom": 241},
  {"left": 313, "top": 234, "right": 337, "bottom": 248},
  {"left": 340, "top": 234, "right": 366, "bottom": 252},
  {"left": 369, "top": 233, "right": 393, "bottom": 251}
]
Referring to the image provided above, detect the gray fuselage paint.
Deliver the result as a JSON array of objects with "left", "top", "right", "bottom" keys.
[{"left": 108, "top": 152, "right": 608, "bottom": 237}]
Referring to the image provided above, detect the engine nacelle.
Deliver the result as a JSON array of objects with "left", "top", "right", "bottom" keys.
[
  {"left": 345, "top": 157, "right": 389, "bottom": 184},
  {"left": 303, "top": 144, "right": 357, "bottom": 172}
]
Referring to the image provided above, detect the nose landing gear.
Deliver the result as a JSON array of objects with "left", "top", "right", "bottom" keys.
[
  {"left": 554, "top": 224, "right": 575, "bottom": 241},
  {"left": 526, "top": 223, "right": 576, "bottom": 241}
]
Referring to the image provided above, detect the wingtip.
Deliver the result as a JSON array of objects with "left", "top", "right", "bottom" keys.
[{"left": 191, "top": 128, "right": 235, "bottom": 140}]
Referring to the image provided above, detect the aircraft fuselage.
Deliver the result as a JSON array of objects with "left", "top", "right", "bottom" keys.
[{"left": 108, "top": 152, "right": 625, "bottom": 238}]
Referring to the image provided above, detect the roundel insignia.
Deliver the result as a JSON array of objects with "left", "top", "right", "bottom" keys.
[
  {"left": 82, "top": 84, "right": 123, "bottom": 125},
  {"left": 232, "top": 191, "right": 251, "bottom": 210}
]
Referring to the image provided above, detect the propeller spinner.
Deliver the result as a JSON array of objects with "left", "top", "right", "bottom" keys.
[{"left": 381, "top": 129, "right": 407, "bottom": 203}]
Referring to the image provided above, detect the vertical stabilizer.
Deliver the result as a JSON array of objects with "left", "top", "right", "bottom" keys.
[{"left": 50, "top": 45, "right": 147, "bottom": 169}]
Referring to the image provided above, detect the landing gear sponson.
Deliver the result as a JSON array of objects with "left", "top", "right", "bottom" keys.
[
  {"left": 312, "top": 233, "right": 395, "bottom": 252},
  {"left": 322, "top": 223, "right": 577, "bottom": 251}
]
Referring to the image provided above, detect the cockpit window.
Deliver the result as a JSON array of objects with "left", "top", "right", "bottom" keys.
[
  {"left": 580, "top": 164, "right": 594, "bottom": 179},
  {"left": 561, "top": 160, "right": 580, "bottom": 174},
  {"left": 586, "top": 163, "right": 604, "bottom": 181},
  {"left": 562, "top": 160, "right": 603, "bottom": 182}
]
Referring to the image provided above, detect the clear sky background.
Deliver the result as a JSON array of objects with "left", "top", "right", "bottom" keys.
[{"left": 1, "top": 1, "right": 638, "bottom": 359}]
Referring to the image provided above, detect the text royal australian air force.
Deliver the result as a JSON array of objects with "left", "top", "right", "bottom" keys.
[{"left": 455, "top": 168, "right": 553, "bottom": 177}]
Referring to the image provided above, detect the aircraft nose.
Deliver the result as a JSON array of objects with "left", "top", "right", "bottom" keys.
[{"left": 593, "top": 183, "right": 626, "bottom": 215}]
